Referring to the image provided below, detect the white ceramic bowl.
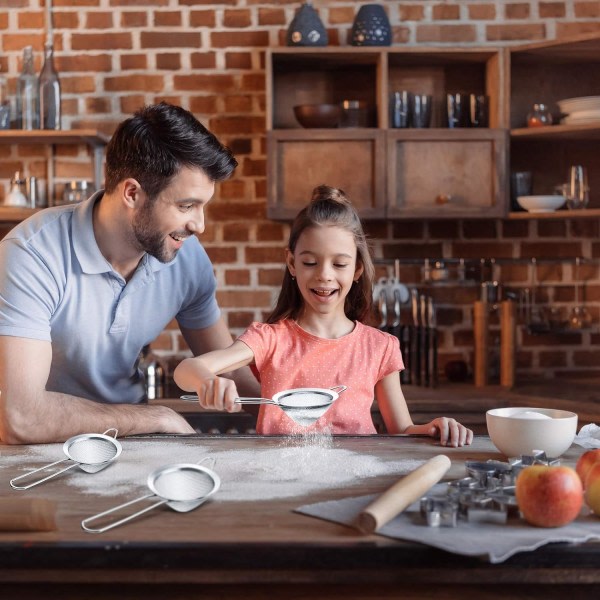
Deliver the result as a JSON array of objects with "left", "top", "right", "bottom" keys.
[
  {"left": 486, "top": 407, "right": 577, "bottom": 458},
  {"left": 517, "top": 195, "right": 566, "bottom": 213}
]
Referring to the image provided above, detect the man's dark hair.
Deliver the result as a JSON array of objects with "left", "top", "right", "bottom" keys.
[{"left": 104, "top": 102, "right": 238, "bottom": 199}]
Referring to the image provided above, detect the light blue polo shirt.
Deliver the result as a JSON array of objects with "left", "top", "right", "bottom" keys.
[{"left": 0, "top": 191, "right": 220, "bottom": 404}]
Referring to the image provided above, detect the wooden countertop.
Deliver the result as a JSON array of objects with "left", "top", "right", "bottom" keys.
[{"left": 0, "top": 434, "right": 599, "bottom": 599}]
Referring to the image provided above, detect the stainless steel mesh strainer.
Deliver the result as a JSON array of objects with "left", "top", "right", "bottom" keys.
[
  {"left": 81, "top": 459, "right": 220, "bottom": 534},
  {"left": 10, "top": 428, "right": 122, "bottom": 491},
  {"left": 181, "top": 385, "right": 346, "bottom": 427}
]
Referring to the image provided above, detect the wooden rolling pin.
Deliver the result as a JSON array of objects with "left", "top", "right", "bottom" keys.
[
  {"left": 0, "top": 498, "right": 57, "bottom": 531},
  {"left": 356, "top": 454, "right": 451, "bottom": 534}
]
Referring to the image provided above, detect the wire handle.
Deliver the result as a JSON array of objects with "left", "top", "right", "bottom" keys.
[
  {"left": 234, "top": 397, "right": 277, "bottom": 405},
  {"left": 180, "top": 394, "right": 200, "bottom": 401},
  {"left": 81, "top": 493, "right": 165, "bottom": 534},
  {"left": 329, "top": 385, "right": 347, "bottom": 394},
  {"left": 10, "top": 458, "right": 78, "bottom": 490}
]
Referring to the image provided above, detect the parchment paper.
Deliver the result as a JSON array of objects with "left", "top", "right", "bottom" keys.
[{"left": 295, "top": 486, "right": 600, "bottom": 563}]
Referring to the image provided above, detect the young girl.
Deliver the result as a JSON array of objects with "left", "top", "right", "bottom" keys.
[{"left": 174, "top": 186, "right": 473, "bottom": 447}]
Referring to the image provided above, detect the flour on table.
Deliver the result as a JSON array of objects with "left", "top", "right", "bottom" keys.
[{"left": 1, "top": 434, "right": 424, "bottom": 502}]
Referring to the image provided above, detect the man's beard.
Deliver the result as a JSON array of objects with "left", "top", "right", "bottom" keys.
[{"left": 131, "top": 201, "right": 179, "bottom": 264}]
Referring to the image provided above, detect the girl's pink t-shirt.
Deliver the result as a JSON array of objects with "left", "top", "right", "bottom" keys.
[{"left": 238, "top": 319, "right": 404, "bottom": 435}]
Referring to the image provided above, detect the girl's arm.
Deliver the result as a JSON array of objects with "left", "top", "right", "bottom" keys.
[
  {"left": 173, "top": 340, "right": 255, "bottom": 413},
  {"left": 375, "top": 372, "right": 473, "bottom": 447}
]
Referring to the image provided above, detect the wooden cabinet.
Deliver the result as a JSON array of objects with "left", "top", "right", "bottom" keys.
[
  {"left": 507, "top": 33, "right": 600, "bottom": 216},
  {"left": 267, "top": 129, "right": 386, "bottom": 219},
  {"left": 266, "top": 47, "right": 507, "bottom": 220},
  {"left": 387, "top": 129, "right": 507, "bottom": 218}
]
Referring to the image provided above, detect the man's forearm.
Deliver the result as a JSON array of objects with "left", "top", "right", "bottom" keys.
[{"left": 0, "top": 388, "right": 194, "bottom": 444}]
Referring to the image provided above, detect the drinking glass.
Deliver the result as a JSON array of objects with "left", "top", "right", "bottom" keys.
[
  {"left": 390, "top": 91, "right": 411, "bottom": 128},
  {"left": 446, "top": 93, "right": 468, "bottom": 128},
  {"left": 566, "top": 165, "right": 589, "bottom": 210},
  {"left": 469, "top": 94, "right": 489, "bottom": 127},
  {"left": 410, "top": 94, "right": 431, "bottom": 128},
  {"left": 510, "top": 171, "right": 532, "bottom": 211}
]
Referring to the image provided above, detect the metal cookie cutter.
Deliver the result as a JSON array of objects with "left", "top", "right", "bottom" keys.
[
  {"left": 420, "top": 495, "right": 458, "bottom": 527},
  {"left": 420, "top": 453, "right": 551, "bottom": 528},
  {"left": 10, "top": 428, "right": 121, "bottom": 490},
  {"left": 81, "top": 458, "right": 220, "bottom": 533},
  {"left": 465, "top": 460, "right": 514, "bottom": 488},
  {"left": 509, "top": 450, "right": 560, "bottom": 476}
]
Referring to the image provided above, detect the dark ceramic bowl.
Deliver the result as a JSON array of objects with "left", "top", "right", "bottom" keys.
[{"left": 293, "top": 104, "right": 342, "bottom": 128}]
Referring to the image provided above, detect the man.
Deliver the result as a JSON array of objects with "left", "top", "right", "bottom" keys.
[{"left": 0, "top": 102, "right": 258, "bottom": 444}]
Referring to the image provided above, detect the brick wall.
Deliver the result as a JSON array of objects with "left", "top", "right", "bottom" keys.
[{"left": 1, "top": 0, "right": 599, "bottom": 381}]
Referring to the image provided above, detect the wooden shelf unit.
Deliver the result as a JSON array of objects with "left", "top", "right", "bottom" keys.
[
  {"left": 508, "top": 32, "right": 600, "bottom": 212},
  {"left": 0, "top": 129, "right": 109, "bottom": 207},
  {"left": 266, "top": 46, "right": 507, "bottom": 220},
  {"left": 266, "top": 33, "right": 600, "bottom": 221}
]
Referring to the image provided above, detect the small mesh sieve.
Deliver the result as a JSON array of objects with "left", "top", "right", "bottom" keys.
[
  {"left": 181, "top": 385, "right": 346, "bottom": 427},
  {"left": 10, "top": 429, "right": 122, "bottom": 490},
  {"left": 81, "top": 459, "right": 220, "bottom": 534}
]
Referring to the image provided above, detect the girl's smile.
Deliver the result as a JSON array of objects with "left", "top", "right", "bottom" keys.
[{"left": 287, "top": 225, "right": 363, "bottom": 321}]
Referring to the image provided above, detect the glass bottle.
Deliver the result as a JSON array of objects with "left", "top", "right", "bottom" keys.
[
  {"left": 0, "top": 75, "right": 10, "bottom": 129},
  {"left": 39, "top": 42, "right": 61, "bottom": 130},
  {"left": 16, "top": 46, "right": 39, "bottom": 130}
]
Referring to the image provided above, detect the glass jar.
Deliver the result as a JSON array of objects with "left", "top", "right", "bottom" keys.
[
  {"left": 62, "top": 180, "right": 93, "bottom": 205},
  {"left": 340, "top": 100, "right": 370, "bottom": 128},
  {"left": 526, "top": 103, "right": 553, "bottom": 128}
]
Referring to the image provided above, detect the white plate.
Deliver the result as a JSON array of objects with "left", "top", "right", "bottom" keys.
[
  {"left": 517, "top": 195, "right": 566, "bottom": 213},
  {"left": 561, "top": 113, "right": 600, "bottom": 125},
  {"left": 558, "top": 96, "right": 600, "bottom": 114}
]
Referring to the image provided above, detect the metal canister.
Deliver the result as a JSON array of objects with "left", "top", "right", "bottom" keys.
[
  {"left": 25, "top": 176, "right": 37, "bottom": 208},
  {"left": 139, "top": 346, "right": 165, "bottom": 400}
]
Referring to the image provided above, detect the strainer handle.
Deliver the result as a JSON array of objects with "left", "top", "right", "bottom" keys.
[
  {"left": 81, "top": 493, "right": 166, "bottom": 534},
  {"left": 234, "top": 398, "right": 277, "bottom": 405},
  {"left": 179, "top": 395, "right": 200, "bottom": 402},
  {"left": 10, "top": 458, "right": 76, "bottom": 490},
  {"left": 329, "top": 385, "right": 347, "bottom": 394}
]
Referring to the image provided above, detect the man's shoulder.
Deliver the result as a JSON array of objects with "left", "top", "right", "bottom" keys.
[{"left": 2, "top": 205, "right": 75, "bottom": 249}]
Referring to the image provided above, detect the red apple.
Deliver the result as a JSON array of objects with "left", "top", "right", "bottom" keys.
[
  {"left": 584, "top": 462, "right": 600, "bottom": 516},
  {"left": 575, "top": 449, "right": 600, "bottom": 489},
  {"left": 515, "top": 465, "right": 583, "bottom": 527}
]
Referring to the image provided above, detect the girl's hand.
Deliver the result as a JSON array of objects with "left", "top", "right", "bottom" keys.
[
  {"left": 426, "top": 417, "right": 473, "bottom": 447},
  {"left": 195, "top": 375, "right": 242, "bottom": 413}
]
